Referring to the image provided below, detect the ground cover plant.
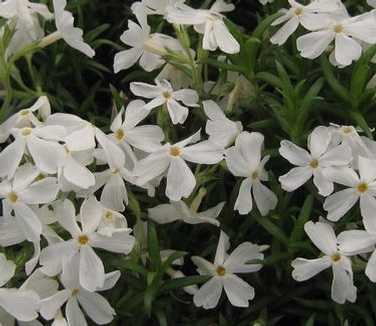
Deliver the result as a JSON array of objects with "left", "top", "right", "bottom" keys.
[{"left": 1, "top": 0, "right": 376, "bottom": 325}]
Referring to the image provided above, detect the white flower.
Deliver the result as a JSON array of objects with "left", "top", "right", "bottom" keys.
[
  {"left": 40, "top": 255, "right": 119, "bottom": 325},
  {"left": 297, "top": 11, "right": 376, "bottom": 66},
  {"left": 0, "top": 254, "right": 41, "bottom": 321},
  {"left": 225, "top": 131, "right": 277, "bottom": 215},
  {"left": 109, "top": 100, "right": 164, "bottom": 153},
  {"left": 0, "top": 163, "right": 59, "bottom": 242},
  {"left": 0, "top": 95, "right": 51, "bottom": 143},
  {"left": 0, "top": 0, "right": 53, "bottom": 55},
  {"left": 203, "top": 100, "right": 243, "bottom": 148},
  {"left": 166, "top": 0, "right": 240, "bottom": 54},
  {"left": 291, "top": 221, "right": 358, "bottom": 304},
  {"left": 0, "top": 123, "right": 66, "bottom": 178},
  {"left": 368, "top": 0, "right": 376, "bottom": 8},
  {"left": 49, "top": 0, "right": 95, "bottom": 57},
  {"left": 192, "top": 231, "right": 263, "bottom": 309},
  {"left": 113, "top": 11, "right": 183, "bottom": 73},
  {"left": 39, "top": 197, "right": 135, "bottom": 291},
  {"left": 279, "top": 126, "right": 352, "bottom": 196},
  {"left": 130, "top": 80, "right": 199, "bottom": 125},
  {"left": 133, "top": 130, "right": 223, "bottom": 201},
  {"left": 148, "top": 198, "right": 224, "bottom": 226},
  {"left": 270, "top": 0, "right": 345, "bottom": 45},
  {"left": 140, "top": 0, "right": 185, "bottom": 16},
  {"left": 322, "top": 156, "right": 376, "bottom": 232}
]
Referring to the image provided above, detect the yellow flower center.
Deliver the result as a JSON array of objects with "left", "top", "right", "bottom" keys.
[
  {"left": 310, "top": 159, "right": 319, "bottom": 169},
  {"left": 357, "top": 182, "right": 368, "bottom": 193},
  {"left": 251, "top": 171, "right": 259, "bottom": 180},
  {"left": 170, "top": 147, "right": 180, "bottom": 157},
  {"left": 104, "top": 210, "right": 113, "bottom": 220},
  {"left": 115, "top": 129, "right": 124, "bottom": 140},
  {"left": 333, "top": 24, "right": 343, "bottom": 33},
  {"left": 216, "top": 266, "right": 226, "bottom": 277},
  {"left": 22, "top": 128, "right": 32, "bottom": 136},
  {"left": 35, "top": 174, "right": 46, "bottom": 181},
  {"left": 111, "top": 169, "right": 120, "bottom": 175},
  {"left": 9, "top": 192, "right": 18, "bottom": 203},
  {"left": 294, "top": 7, "right": 303, "bottom": 16},
  {"left": 163, "top": 91, "right": 172, "bottom": 99},
  {"left": 341, "top": 126, "right": 353, "bottom": 135},
  {"left": 78, "top": 235, "right": 89, "bottom": 245},
  {"left": 331, "top": 252, "right": 341, "bottom": 263},
  {"left": 71, "top": 289, "right": 79, "bottom": 297},
  {"left": 19, "top": 109, "right": 30, "bottom": 117}
]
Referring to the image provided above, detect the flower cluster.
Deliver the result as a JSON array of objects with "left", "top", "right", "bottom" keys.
[{"left": 1, "top": 0, "right": 376, "bottom": 324}]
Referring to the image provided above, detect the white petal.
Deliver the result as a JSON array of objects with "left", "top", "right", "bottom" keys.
[
  {"left": 63, "top": 157, "right": 95, "bottom": 189},
  {"left": 0, "top": 288, "right": 40, "bottom": 321},
  {"left": 222, "top": 274, "right": 254, "bottom": 307},
  {"left": 100, "top": 174, "right": 127, "bottom": 211},
  {"left": 191, "top": 256, "right": 216, "bottom": 276},
  {"left": 193, "top": 277, "right": 222, "bottom": 309},
  {"left": 224, "top": 242, "right": 263, "bottom": 274},
  {"left": 0, "top": 138, "right": 25, "bottom": 178},
  {"left": 182, "top": 141, "right": 224, "bottom": 164},
  {"left": 279, "top": 140, "right": 310, "bottom": 166},
  {"left": 360, "top": 194, "right": 376, "bottom": 234},
  {"left": 66, "top": 297, "right": 88, "bottom": 326},
  {"left": 304, "top": 221, "right": 337, "bottom": 255},
  {"left": 312, "top": 169, "right": 333, "bottom": 196},
  {"left": 13, "top": 203, "right": 42, "bottom": 242},
  {"left": 252, "top": 180, "right": 277, "bottom": 216},
  {"left": 148, "top": 203, "right": 181, "bottom": 224},
  {"left": 297, "top": 30, "right": 334, "bottom": 59},
  {"left": 90, "top": 229, "right": 135, "bottom": 254},
  {"left": 323, "top": 188, "right": 359, "bottom": 221},
  {"left": 337, "top": 230, "right": 376, "bottom": 255},
  {"left": 19, "top": 177, "right": 59, "bottom": 204},
  {"left": 291, "top": 256, "right": 332, "bottom": 281},
  {"left": 114, "top": 48, "right": 142, "bottom": 73},
  {"left": 79, "top": 246, "right": 105, "bottom": 292},
  {"left": 365, "top": 250, "right": 376, "bottom": 282},
  {"left": 78, "top": 291, "right": 115, "bottom": 324},
  {"left": 270, "top": 16, "right": 299, "bottom": 45},
  {"left": 334, "top": 33, "right": 361, "bottom": 66},
  {"left": 40, "top": 290, "right": 71, "bottom": 320},
  {"left": 234, "top": 178, "right": 253, "bottom": 215},
  {"left": 212, "top": 21, "right": 240, "bottom": 54},
  {"left": 331, "top": 260, "right": 357, "bottom": 303},
  {"left": 81, "top": 196, "right": 103, "bottom": 235},
  {"left": 166, "top": 99, "right": 189, "bottom": 124},
  {"left": 358, "top": 156, "right": 376, "bottom": 184},
  {"left": 279, "top": 166, "right": 312, "bottom": 192},
  {"left": 214, "top": 231, "right": 230, "bottom": 266},
  {"left": 166, "top": 157, "right": 196, "bottom": 200}
]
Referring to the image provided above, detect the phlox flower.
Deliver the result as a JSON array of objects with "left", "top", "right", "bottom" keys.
[
  {"left": 0, "top": 163, "right": 59, "bottom": 243},
  {"left": 113, "top": 5, "right": 184, "bottom": 73},
  {"left": 0, "top": 123, "right": 66, "bottom": 179},
  {"left": 270, "top": 0, "right": 345, "bottom": 46},
  {"left": 0, "top": 95, "right": 51, "bottom": 143},
  {"left": 139, "top": 0, "right": 184, "bottom": 16},
  {"left": 133, "top": 130, "right": 223, "bottom": 201},
  {"left": 48, "top": 0, "right": 95, "bottom": 58},
  {"left": 291, "top": 221, "right": 361, "bottom": 304},
  {"left": 40, "top": 255, "right": 119, "bottom": 325},
  {"left": 130, "top": 79, "right": 199, "bottom": 125},
  {"left": 322, "top": 156, "right": 376, "bottom": 233},
  {"left": 225, "top": 131, "right": 277, "bottom": 215},
  {"left": 0, "top": 253, "right": 41, "bottom": 322},
  {"left": 166, "top": 0, "right": 240, "bottom": 54},
  {"left": 328, "top": 124, "right": 374, "bottom": 168},
  {"left": 203, "top": 100, "right": 243, "bottom": 148},
  {"left": 109, "top": 100, "right": 164, "bottom": 153},
  {"left": 97, "top": 207, "right": 128, "bottom": 237},
  {"left": 0, "top": 0, "right": 53, "bottom": 56},
  {"left": 148, "top": 198, "right": 224, "bottom": 226},
  {"left": 45, "top": 112, "right": 126, "bottom": 172},
  {"left": 39, "top": 196, "right": 135, "bottom": 292},
  {"left": 297, "top": 11, "right": 376, "bottom": 66},
  {"left": 279, "top": 126, "right": 352, "bottom": 196},
  {"left": 192, "top": 231, "right": 263, "bottom": 309}
]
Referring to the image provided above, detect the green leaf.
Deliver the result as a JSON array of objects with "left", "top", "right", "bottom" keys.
[
  {"left": 160, "top": 275, "right": 211, "bottom": 292},
  {"left": 305, "top": 314, "right": 316, "bottom": 326},
  {"left": 350, "top": 111, "right": 373, "bottom": 139},
  {"left": 252, "top": 211, "right": 289, "bottom": 247},
  {"left": 160, "top": 250, "right": 187, "bottom": 274},
  {"left": 290, "top": 195, "right": 313, "bottom": 243},
  {"left": 147, "top": 222, "right": 161, "bottom": 271}
]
